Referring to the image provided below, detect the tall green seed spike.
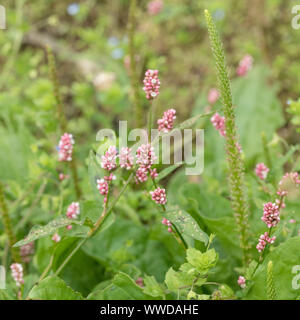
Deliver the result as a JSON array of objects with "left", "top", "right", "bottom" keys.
[
  {"left": 204, "top": 10, "right": 250, "bottom": 264},
  {"left": 0, "top": 181, "right": 21, "bottom": 263},
  {"left": 267, "top": 261, "right": 277, "bottom": 300}
]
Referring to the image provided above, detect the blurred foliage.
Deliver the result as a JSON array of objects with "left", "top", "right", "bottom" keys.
[{"left": 1, "top": 0, "right": 300, "bottom": 300}]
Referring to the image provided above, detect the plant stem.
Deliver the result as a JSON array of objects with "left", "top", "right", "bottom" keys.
[
  {"left": 70, "top": 158, "right": 82, "bottom": 199},
  {"left": 47, "top": 47, "right": 67, "bottom": 132},
  {"left": 53, "top": 172, "right": 134, "bottom": 277},
  {"left": 205, "top": 10, "right": 250, "bottom": 265},
  {"left": 128, "top": 0, "right": 142, "bottom": 127},
  {"left": 47, "top": 46, "right": 82, "bottom": 199},
  {"left": 0, "top": 181, "right": 20, "bottom": 262}
]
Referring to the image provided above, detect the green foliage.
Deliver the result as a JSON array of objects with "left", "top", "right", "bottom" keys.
[{"left": 28, "top": 276, "right": 84, "bottom": 300}]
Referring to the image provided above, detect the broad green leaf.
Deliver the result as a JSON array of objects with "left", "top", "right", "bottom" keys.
[
  {"left": 164, "top": 207, "right": 209, "bottom": 245},
  {"left": 13, "top": 218, "right": 83, "bottom": 247},
  {"left": 186, "top": 248, "right": 217, "bottom": 273},
  {"left": 28, "top": 276, "right": 84, "bottom": 300},
  {"left": 245, "top": 237, "right": 300, "bottom": 300}
]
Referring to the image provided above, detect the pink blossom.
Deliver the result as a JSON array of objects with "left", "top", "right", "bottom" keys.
[
  {"left": 211, "top": 112, "right": 226, "bottom": 137},
  {"left": 237, "top": 54, "right": 253, "bottom": 77},
  {"left": 20, "top": 242, "right": 35, "bottom": 263},
  {"left": 256, "top": 232, "right": 276, "bottom": 252},
  {"left": 157, "top": 109, "right": 176, "bottom": 133},
  {"left": 10, "top": 263, "right": 24, "bottom": 287},
  {"left": 143, "top": 69, "right": 160, "bottom": 100},
  {"left": 135, "top": 167, "right": 149, "bottom": 184},
  {"left": 237, "top": 276, "right": 246, "bottom": 289},
  {"left": 58, "top": 133, "right": 74, "bottom": 162},
  {"left": 207, "top": 88, "right": 219, "bottom": 105},
  {"left": 97, "top": 178, "right": 108, "bottom": 196},
  {"left": 66, "top": 202, "right": 80, "bottom": 219},
  {"left": 150, "top": 187, "right": 167, "bottom": 204},
  {"left": 136, "top": 144, "right": 157, "bottom": 169},
  {"left": 59, "top": 173, "right": 69, "bottom": 181},
  {"left": 150, "top": 168, "right": 158, "bottom": 179},
  {"left": 66, "top": 225, "right": 72, "bottom": 230},
  {"left": 255, "top": 163, "right": 269, "bottom": 180},
  {"left": 101, "top": 146, "right": 117, "bottom": 171},
  {"left": 261, "top": 202, "right": 280, "bottom": 228},
  {"left": 289, "top": 219, "right": 296, "bottom": 224},
  {"left": 162, "top": 217, "right": 173, "bottom": 233},
  {"left": 147, "top": 0, "right": 163, "bottom": 15},
  {"left": 119, "top": 147, "right": 134, "bottom": 170},
  {"left": 52, "top": 233, "right": 61, "bottom": 243}
]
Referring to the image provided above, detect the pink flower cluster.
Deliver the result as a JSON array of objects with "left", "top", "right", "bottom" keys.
[
  {"left": 255, "top": 163, "right": 269, "bottom": 180},
  {"left": 147, "top": 0, "right": 163, "bottom": 15},
  {"left": 237, "top": 54, "right": 253, "bottom": 77},
  {"left": 66, "top": 202, "right": 80, "bottom": 219},
  {"left": 157, "top": 109, "right": 176, "bottom": 133},
  {"left": 52, "top": 233, "right": 61, "bottom": 243},
  {"left": 261, "top": 202, "right": 280, "bottom": 228},
  {"left": 162, "top": 217, "right": 172, "bottom": 233},
  {"left": 237, "top": 276, "right": 246, "bottom": 289},
  {"left": 207, "top": 88, "right": 220, "bottom": 105},
  {"left": 143, "top": 69, "right": 160, "bottom": 100},
  {"left": 135, "top": 144, "right": 158, "bottom": 184},
  {"left": 59, "top": 173, "right": 70, "bottom": 181},
  {"left": 211, "top": 112, "right": 226, "bottom": 137},
  {"left": 150, "top": 187, "right": 167, "bottom": 205},
  {"left": 101, "top": 146, "right": 117, "bottom": 171},
  {"left": 10, "top": 263, "right": 24, "bottom": 287},
  {"left": 119, "top": 147, "right": 134, "bottom": 170},
  {"left": 20, "top": 242, "right": 35, "bottom": 263},
  {"left": 58, "top": 133, "right": 74, "bottom": 162},
  {"left": 256, "top": 232, "right": 276, "bottom": 252},
  {"left": 97, "top": 175, "right": 116, "bottom": 203}
]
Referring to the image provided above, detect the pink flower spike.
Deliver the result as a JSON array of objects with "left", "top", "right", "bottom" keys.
[
  {"left": 147, "top": 0, "right": 163, "bottom": 15},
  {"left": 289, "top": 219, "right": 296, "bottom": 224},
  {"left": 207, "top": 88, "right": 219, "bottom": 105},
  {"left": 143, "top": 69, "right": 160, "bottom": 100},
  {"left": 66, "top": 202, "right": 80, "bottom": 219},
  {"left": 150, "top": 187, "right": 167, "bottom": 204},
  {"left": 97, "top": 178, "right": 109, "bottom": 196},
  {"left": 237, "top": 276, "right": 246, "bottom": 289},
  {"left": 255, "top": 163, "right": 269, "bottom": 180},
  {"left": 119, "top": 147, "right": 134, "bottom": 170},
  {"left": 256, "top": 232, "right": 276, "bottom": 252},
  {"left": 237, "top": 54, "right": 253, "bottom": 77},
  {"left": 101, "top": 146, "right": 117, "bottom": 171},
  {"left": 52, "top": 233, "right": 61, "bottom": 243},
  {"left": 261, "top": 202, "right": 280, "bottom": 228},
  {"left": 66, "top": 225, "right": 72, "bottom": 230},
  {"left": 58, "top": 133, "right": 74, "bottom": 162},
  {"left": 211, "top": 112, "right": 226, "bottom": 137},
  {"left": 10, "top": 263, "right": 24, "bottom": 287},
  {"left": 157, "top": 108, "right": 176, "bottom": 133}
]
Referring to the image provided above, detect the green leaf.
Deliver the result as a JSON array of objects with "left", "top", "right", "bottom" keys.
[
  {"left": 88, "top": 272, "right": 155, "bottom": 300},
  {"left": 156, "top": 163, "right": 183, "bottom": 182},
  {"left": 28, "top": 276, "right": 84, "bottom": 300},
  {"left": 14, "top": 218, "right": 83, "bottom": 247},
  {"left": 164, "top": 207, "right": 209, "bottom": 245},
  {"left": 143, "top": 276, "right": 165, "bottom": 298},
  {"left": 245, "top": 237, "right": 300, "bottom": 300},
  {"left": 186, "top": 248, "right": 217, "bottom": 273}
]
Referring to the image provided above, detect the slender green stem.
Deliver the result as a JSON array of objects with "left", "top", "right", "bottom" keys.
[
  {"left": 70, "top": 158, "right": 82, "bottom": 199},
  {"left": 53, "top": 172, "right": 134, "bottom": 278},
  {"left": 128, "top": 0, "right": 142, "bottom": 127}
]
